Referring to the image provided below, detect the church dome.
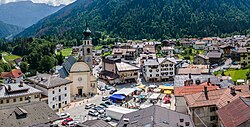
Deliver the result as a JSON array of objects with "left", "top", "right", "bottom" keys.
[{"left": 70, "top": 62, "right": 90, "bottom": 73}]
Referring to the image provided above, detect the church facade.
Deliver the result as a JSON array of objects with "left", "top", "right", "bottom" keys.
[{"left": 65, "top": 21, "right": 97, "bottom": 97}]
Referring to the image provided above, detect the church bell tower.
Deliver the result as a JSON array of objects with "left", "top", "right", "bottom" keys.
[{"left": 82, "top": 20, "right": 93, "bottom": 70}]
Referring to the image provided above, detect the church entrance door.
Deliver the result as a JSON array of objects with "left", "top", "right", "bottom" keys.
[{"left": 78, "top": 89, "right": 83, "bottom": 96}]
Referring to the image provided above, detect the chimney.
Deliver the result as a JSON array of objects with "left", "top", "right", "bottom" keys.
[
  {"left": 208, "top": 78, "right": 210, "bottom": 83},
  {"left": 7, "top": 85, "right": 11, "bottom": 91},
  {"left": 230, "top": 87, "right": 236, "bottom": 96},
  {"left": 204, "top": 86, "right": 208, "bottom": 99},
  {"left": 19, "top": 81, "right": 24, "bottom": 87},
  {"left": 189, "top": 73, "right": 191, "bottom": 79}
]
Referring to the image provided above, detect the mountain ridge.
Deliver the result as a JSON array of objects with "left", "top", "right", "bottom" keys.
[
  {"left": 17, "top": 0, "right": 250, "bottom": 40},
  {"left": 0, "top": 21, "right": 24, "bottom": 38},
  {"left": 0, "top": 1, "right": 64, "bottom": 28}
]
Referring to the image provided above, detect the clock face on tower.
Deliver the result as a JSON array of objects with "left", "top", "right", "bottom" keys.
[{"left": 86, "top": 57, "right": 91, "bottom": 63}]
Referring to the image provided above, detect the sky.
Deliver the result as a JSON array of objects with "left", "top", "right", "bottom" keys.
[{"left": 0, "top": 0, "right": 75, "bottom": 6}]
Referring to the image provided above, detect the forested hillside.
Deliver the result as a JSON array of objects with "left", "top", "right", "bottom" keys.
[
  {"left": 17, "top": 0, "right": 250, "bottom": 40},
  {"left": 0, "top": 21, "right": 24, "bottom": 38}
]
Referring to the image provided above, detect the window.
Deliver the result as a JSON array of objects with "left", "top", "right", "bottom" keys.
[
  {"left": 156, "top": 74, "right": 159, "bottom": 77},
  {"left": 210, "top": 107, "right": 217, "bottom": 112},
  {"left": 170, "top": 72, "right": 173, "bottom": 75},
  {"left": 87, "top": 48, "right": 91, "bottom": 54},
  {"left": 52, "top": 105, "right": 55, "bottom": 109},
  {"left": 65, "top": 101, "right": 67, "bottom": 104},
  {"left": 53, "top": 97, "right": 55, "bottom": 101},
  {"left": 52, "top": 91, "right": 55, "bottom": 94},
  {"left": 59, "top": 95, "right": 61, "bottom": 101},
  {"left": 156, "top": 69, "right": 159, "bottom": 72},
  {"left": 150, "top": 74, "right": 152, "bottom": 77},
  {"left": 65, "top": 94, "right": 67, "bottom": 97},
  {"left": 13, "top": 98, "right": 16, "bottom": 102},
  {"left": 20, "top": 97, "right": 23, "bottom": 101},
  {"left": 149, "top": 70, "right": 152, "bottom": 72},
  {"left": 6, "top": 99, "right": 9, "bottom": 103},
  {"left": 35, "top": 94, "right": 39, "bottom": 98},
  {"left": 65, "top": 87, "right": 67, "bottom": 90},
  {"left": 0, "top": 100, "right": 3, "bottom": 104},
  {"left": 92, "top": 84, "right": 95, "bottom": 88},
  {"left": 59, "top": 89, "right": 61, "bottom": 92},
  {"left": 134, "top": 72, "right": 138, "bottom": 75},
  {"left": 210, "top": 116, "right": 218, "bottom": 121}
]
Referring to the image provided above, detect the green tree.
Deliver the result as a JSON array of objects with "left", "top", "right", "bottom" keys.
[
  {"left": 38, "top": 55, "right": 58, "bottom": 73},
  {"left": 0, "top": 67, "right": 3, "bottom": 73},
  {"left": 20, "top": 62, "right": 29, "bottom": 73},
  {"left": 56, "top": 52, "right": 64, "bottom": 66}
]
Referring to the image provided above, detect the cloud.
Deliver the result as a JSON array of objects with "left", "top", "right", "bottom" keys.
[{"left": 0, "top": 0, "right": 75, "bottom": 6}]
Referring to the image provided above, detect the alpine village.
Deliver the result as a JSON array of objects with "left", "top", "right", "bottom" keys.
[{"left": 1, "top": 0, "right": 250, "bottom": 127}]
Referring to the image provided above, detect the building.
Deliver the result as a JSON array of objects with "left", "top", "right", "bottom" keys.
[
  {"left": 0, "top": 101, "right": 59, "bottom": 127},
  {"left": 204, "top": 46, "right": 220, "bottom": 55},
  {"left": 193, "top": 54, "right": 209, "bottom": 65},
  {"left": 219, "top": 45, "right": 235, "bottom": 57},
  {"left": 99, "top": 56, "right": 139, "bottom": 84},
  {"left": 193, "top": 41, "right": 206, "bottom": 50},
  {"left": 238, "top": 47, "right": 250, "bottom": 68},
  {"left": 143, "top": 57, "right": 176, "bottom": 82},
  {"left": 68, "top": 62, "right": 97, "bottom": 97},
  {"left": 27, "top": 74, "right": 72, "bottom": 110},
  {"left": 117, "top": 105, "right": 195, "bottom": 127},
  {"left": 161, "top": 46, "right": 174, "bottom": 56},
  {"left": 184, "top": 87, "right": 248, "bottom": 127},
  {"left": 76, "top": 120, "right": 112, "bottom": 127},
  {"left": 0, "top": 82, "right": 42, "bottom": 106},
  {"left": 0, "top": 69, "right": 24, "bottom": 84},
  {"left": 207, "top": 51, "right": 224, "bottom": 65},
  {"left": 181, "top": 41, "right": 192, "bottom": 48},
  {"left": 79, "top": 21, "right": 93, "bottom": 70},
  {"left": 217, "top": 97, "right": 250, "bottom": 127}
]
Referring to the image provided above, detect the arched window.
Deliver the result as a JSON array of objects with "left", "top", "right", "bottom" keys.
[{"left": 87, "top": 48, "right": 90, "bottom": 54}]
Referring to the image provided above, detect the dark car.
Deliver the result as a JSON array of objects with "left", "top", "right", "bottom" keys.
[
  {"left": 104, "top": 101, "right": 113, "bottom": 105},
  {"left": 100, "top": 103, "right": 109, "bottom": 108},
  {"left": 109, "top": 89, "right": 117, "bottom": 94}
]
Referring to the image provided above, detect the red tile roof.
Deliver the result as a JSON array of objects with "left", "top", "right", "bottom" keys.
[
  {"left": 217, "top": 97, "right": 250, "bottom": 127},
  {"left": 0, "top": 69, "right": 23, "bottom": 79},
  {"left": 11, "top": 69, "right": 23, "bottom": 78},
  {"left": 174, "top": 82, "right": 219, "bottom": 97},
  {"left": 184, "top": 88, "right": 239, "bottom": 108}
]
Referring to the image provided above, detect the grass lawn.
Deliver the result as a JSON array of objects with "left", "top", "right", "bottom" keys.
[
  {"left": 94, "top": 45, "right": 103, "bottom": 50},
  {"left": 214, "top": 69, "right": 248, "bottom": 81},
  {"left": 2, "top": 52, "right": 21, "bottom": 64},
  {"left": 59, "top": 48, "right": 72, "bottom": 57}
]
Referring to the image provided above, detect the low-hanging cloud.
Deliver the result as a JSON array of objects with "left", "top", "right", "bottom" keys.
[{"left": 0, "top": 0, "right": 75, "bottom": 6}]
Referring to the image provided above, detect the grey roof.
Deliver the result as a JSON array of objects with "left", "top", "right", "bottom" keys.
[
  {"left": 0, "top": 101, "right": 59, "bottom": 127},
  {"left": 0, "top": 83, "right": 42, "bottom": 99},
  {"left": 27, "top": 74, "right": 72, "bottom": 89},
  {"left": 175, "top": 97, "right": 188, "bottom": 114},
  {"left": 174, "top": 75, "right": 220, "bottom": 87},
  {"left": 76, "top": 120, "right": 112, "bottom": 127},
  {"left": 143, "top": 59, "right": 159, "bottom": 66},
  {"left": 117, "top": 105, "right": 194, "bottom": 127},
  {"left": 158, "top": 57, "right": 177, "bottom": 64},
  {"left": 207, "top": 51, "right": 222, "bottom": 58},
  {"left": 59, "top": 56, "right": 76, "bottom": 78}
]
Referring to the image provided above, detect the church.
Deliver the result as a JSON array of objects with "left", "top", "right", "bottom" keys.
[{"left": 57, "top": 22, "right": 97, "bottom": 97}]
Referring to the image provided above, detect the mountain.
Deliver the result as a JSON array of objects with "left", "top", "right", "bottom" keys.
[
  {"left": 0, "top": 1, "right": 64, "bottom": 28},
  {"left": 17, "top": 0, "right": 250, "bottom": 40},
  {"left": 0, "top": 21, "right": 24, "bottom": 38}
]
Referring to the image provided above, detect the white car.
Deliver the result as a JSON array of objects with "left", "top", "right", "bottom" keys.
[
  {"left": 60, "top": 112, "right": 70, "bottom": 119},
  {"left": 66, "top": 121, "right": 79, "bottom": 127},
  {"left": 88, "top": 109, "right": 99, "bottom": 116},
  {"left": 97, "top": 114, "right": 112, "bottom": 122}
]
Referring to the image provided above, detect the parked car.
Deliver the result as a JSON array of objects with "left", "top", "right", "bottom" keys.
[
  {"left": 104, "top": 101, "right": 113, "bottom": 105},
  {"left": 97, "top": 105, "right": 105, "bottom": 109},
  {"left": 100, "top": 103, "right": 109, "bottom": 108},
  {"left": 59, "top": 113, "right": 70, "bottom": 119},
  {"left": 93, "top": 107, "right": 105, "bottom": 114},
  {"left": 109, "top": 89, "right": 117, "bottom": 94},
  {"left": 62, "top": 117, "right": 73, "bottom": 126},
  {"left": 85, "top": 103, "right": 96, "bottom": 109},
  {"left": 88, "top": 109, "right": 99, "bottom": 116},
  {"left": 66, "top": 121, "right": 79, "bottom": 127},
  {"left": 98, "top": 85, "right": 105, "bottom": 91},
  {"left": 97, "top": 114, "right": 112, "bottom": 122},
  {"left": 102, "top": 96, "right": 109, "bottom": 101},
  {"left": 105, "top": 85, "right": 111, "bottom": 90}
]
